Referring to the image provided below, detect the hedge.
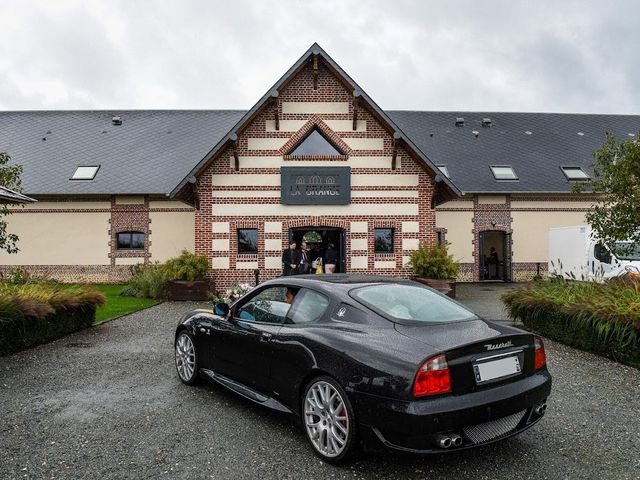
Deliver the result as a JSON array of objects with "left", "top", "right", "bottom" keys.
[
  {"left": 502, "top": 279, "right": 640, "bottom": 368},
  {"left": 0, "top": 284, "right": 106, "bottom": 356}
]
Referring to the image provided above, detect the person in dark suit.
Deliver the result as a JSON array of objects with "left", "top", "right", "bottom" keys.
[
  {"left": 297, "top": 241, "right": 311, "bottom": 274},
  {"left": 282, "top": 241, "right": 300, "bottom": 276}
]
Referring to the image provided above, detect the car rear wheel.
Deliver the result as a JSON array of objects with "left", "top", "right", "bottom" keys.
[
  {"left": 175, "top": 331, "right": 199, "bottom": 385},
  {"left": 302, "top": 376, "right": 356, "bottom": 463}
]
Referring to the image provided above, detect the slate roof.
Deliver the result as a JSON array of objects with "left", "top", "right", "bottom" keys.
[
  {"left": 388, "top": 111, "right": 640, "bottom": 193},
  {"left": 0, "top": 186, "right": 35, "bottom": 203},
  {"left": 0, "top": 110, "right": 244, "bottom": 195},
  {"left": 1, "top": 108, "right": 639, "bottom": 196}
]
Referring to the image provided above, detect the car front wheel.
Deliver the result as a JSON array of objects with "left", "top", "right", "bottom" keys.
[
  {"left": 302, "top": 376, "right": 357, "bottom": 463},
  {"left": 175, "top": 331, "right": 199, "bottom": 385}
]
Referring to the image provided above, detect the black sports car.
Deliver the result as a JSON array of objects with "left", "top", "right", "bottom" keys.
[{"left": 174, "top": 275, "right": 551, "bottom": 463}]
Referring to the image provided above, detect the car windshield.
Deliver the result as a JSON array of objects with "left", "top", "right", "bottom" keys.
[
  {"left": 351, "top": 284, "right": 478, "bottom": 324},
  {"left": 612, "top": 242, "right": 640, "bottom": 261}
]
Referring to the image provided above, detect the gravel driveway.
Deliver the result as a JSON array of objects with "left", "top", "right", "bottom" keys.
[{"left": 1, "top": 290, "right": 639, "bottom": 479}]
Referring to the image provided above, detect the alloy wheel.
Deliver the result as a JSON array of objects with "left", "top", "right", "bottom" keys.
[
  {"left": 175, "top": 333, "right": 196, "bottom": 382},
  {"left": 304, "top": 380, "right": 349, "bottom": 458}
]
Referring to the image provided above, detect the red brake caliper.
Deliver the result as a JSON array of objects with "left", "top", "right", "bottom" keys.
[{"left": 339, "top": 407, "right": 348, "bottom": 427}]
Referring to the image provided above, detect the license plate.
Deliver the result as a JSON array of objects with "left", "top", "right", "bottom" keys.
[{"left": 474, "top": 355, "right": 521, "bottom": 383}]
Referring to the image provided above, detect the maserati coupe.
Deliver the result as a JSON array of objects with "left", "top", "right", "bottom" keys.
[{"left": 174, "top": 275, "right": 551, "bottom": 463}]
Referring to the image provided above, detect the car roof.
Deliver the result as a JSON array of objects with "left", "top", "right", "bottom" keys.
[{"left": 260, "top": 274, "right": 411, "bottom": 291}]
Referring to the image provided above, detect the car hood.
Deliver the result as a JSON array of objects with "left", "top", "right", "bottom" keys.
[{"left": 393, "top": 319, "right": 502, "bottom": 352}]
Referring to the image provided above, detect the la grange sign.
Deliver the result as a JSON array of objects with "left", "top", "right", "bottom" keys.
[{"left": 280, "top": 167, "right": 351, "bottom": 205}]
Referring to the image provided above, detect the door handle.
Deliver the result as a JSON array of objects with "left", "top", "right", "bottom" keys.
[{"left": 260, "top": 332, "right": 273, "bottom": 342}]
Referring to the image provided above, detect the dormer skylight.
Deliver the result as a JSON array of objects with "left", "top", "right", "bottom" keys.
[
  {"left": 490, "top": 165, "right": 518, "bottom": 180},
  {"left": 288, "top": 128, "right": 343, "bottom": 156},
  {"left": 71, "top": 165, "right": 100, "bottom": 180},
  {"left": 561, "top": 166, "right": 589, "bottom": 180}
]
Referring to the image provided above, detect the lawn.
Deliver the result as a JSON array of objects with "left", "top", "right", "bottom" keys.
[{"left": 93, "top": 284, "right": 158, "bottom": 324}]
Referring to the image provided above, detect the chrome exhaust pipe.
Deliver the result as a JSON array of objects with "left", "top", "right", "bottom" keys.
[
  {"left": 435, "top": 434, "right": 452, "bottom": 449},
  {"left": 534, "top": 403, "right": 547, "bottom": 415},
  {"left": 450, "top": 434, "right": 463, "bottom": 447}
]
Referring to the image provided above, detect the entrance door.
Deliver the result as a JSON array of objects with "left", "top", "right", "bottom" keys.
[
  {"left": 289, "top": 227, "right": 346, "bottom": 273},
  {"left": 479, "top": 231, "right": 510, "bottom": 281}
]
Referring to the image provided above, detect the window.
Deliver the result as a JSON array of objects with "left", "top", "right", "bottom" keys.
[
  {"left": 437, "top": 165, "right": 450, "bottom": 178},
  {"left": 594, "top": 244, "right": 611, "bottom": 264},
  {"left": 289, "top": 128, "right": 343, "bottom": 156},
  {"left": 351, "top": 284, "right": 478, "bottom": 324},
  {"left": 374, "top": 228, "right": 394, "bottom": 253},
  {"left": 117, "top": 231, "right": 145, "bottom": 250},
  {"left": 287, "top": 289, "right": 330, "bottom": 324},
  {"left": 71, "top": 165, "right": 100, "bottom": 180},
  {"left": 236, "top": 286, "right": 291, "bottom": 324},
  {"left": 490, "top": 165, "right": 518, "bottom": 180},
  {"left": 436, "top": 230, "right": 445, "bottom": 246},
  {"left": 561, "top": 166, "right": 590, "bottom": 180},
  {"left": 238, "top": 228, "right": 258, "bottom": 254}
]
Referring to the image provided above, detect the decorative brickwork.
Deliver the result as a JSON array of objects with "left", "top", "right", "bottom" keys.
[
  {"left": 193, "top": 58, "right": 438, "bottom": 291},
  {"left": 109, "top": 196, "right": 150, "bottom": 265},
  {"left": 471, "top": 195, "right": 512, "bottom": 281}
]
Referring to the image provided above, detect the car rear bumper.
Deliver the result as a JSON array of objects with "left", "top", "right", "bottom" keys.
[{"left": 352, "top": 370, "right": 552, "bottom": 453}]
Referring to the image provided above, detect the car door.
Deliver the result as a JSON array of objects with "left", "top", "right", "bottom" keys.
[
  {"left": 269, "top": 288, "right": 332, "bottom": 404},
  {"left": 211, "top": 285, "right": 291, "bottom": 394}
]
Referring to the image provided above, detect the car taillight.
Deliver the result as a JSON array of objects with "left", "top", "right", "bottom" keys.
[
  {"left": 413, "top": 353, "right": 451, "bottom": 397},
  {"left": 534, "top": 335, "right": 546, "bottom": 370}
]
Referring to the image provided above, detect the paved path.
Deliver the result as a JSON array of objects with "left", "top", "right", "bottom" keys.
[{"left": 1, "top": 288, "right": 639, "bottom": 479}]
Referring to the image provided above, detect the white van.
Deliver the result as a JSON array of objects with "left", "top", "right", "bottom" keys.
[{"left": 548, "top": 226, "right": 640, "bottom": 281}]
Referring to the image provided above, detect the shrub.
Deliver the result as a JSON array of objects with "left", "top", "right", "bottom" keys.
[
  {"left": 502, "top": 279, "right": 640, "bottom": 368},
  {"left": 123, "top": 251, "right": 210, "bottom": 300},
  {"left": 164, "top": 250, "right": 209, "bottom": 281},
  {"left": 123, "top": 262, "right": 168, "bottom": 300},
  {"left": 408, "top": 242, "right": 460, "bottom": 279},
  {"left": 0, "top": 284, "right": 106, "bottom": 355}
]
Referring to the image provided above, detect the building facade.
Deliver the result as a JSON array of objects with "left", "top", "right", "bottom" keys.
[{"left": 0, "top": 44, "right": 637, "bottom": 289}]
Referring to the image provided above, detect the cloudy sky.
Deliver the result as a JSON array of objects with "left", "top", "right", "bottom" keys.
[{"left": 1, "top": 0, "right": 638, "bottom": 114}]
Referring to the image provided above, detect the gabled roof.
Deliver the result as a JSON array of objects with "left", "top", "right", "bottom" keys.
[
  {"left": 0, "top": 110, "right": 244, "bottom": 195},
  {"left": 389, "top": 110, "right": 640, "bottom": 193},
  {"left": 0, "top": 186, "right": 35, "bottom": 204},
  {"left": 1, "top": 45, "right": 639, "bottom": 198},
  {"left": 169, "top": 43, "right": 462, "bottom": 199}
]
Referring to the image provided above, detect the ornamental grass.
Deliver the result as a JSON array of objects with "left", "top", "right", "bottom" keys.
[
  {"left": 502, "top": 279, "right": 640, "bottom": 368},
  {"left": 0, "top": 284, "right": 106, "bottom": 355},
  {"left": 0, "top": 284, "right": 106, "bottom": 319}
]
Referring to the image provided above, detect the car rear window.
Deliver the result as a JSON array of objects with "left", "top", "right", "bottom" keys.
[{"left": 350, "top": 284, "right": 477, "bottom": 324}]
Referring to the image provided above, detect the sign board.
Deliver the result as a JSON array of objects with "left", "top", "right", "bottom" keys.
[{"left": 281, "top": 167, "right": 351, "bottom": 205}]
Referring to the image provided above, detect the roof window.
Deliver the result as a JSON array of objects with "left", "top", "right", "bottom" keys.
[
  {"left": 561, "top": 166, "right": 589, "bottom": 180},
  {"left": 490, "top": 165, "right": 518, "bottom": 180},
  {"left": 71, "top": 166, "right": 100, "bottom": 180},
  {"left": 437, "top": 165, "right": 450, "bottom": 178}
]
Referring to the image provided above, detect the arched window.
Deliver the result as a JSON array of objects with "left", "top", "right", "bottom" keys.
[{"left": 117, "top": 231, "right": 145, "bottom": 250}]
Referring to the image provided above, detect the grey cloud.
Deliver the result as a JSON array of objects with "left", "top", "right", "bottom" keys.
[{"left": 0, "top": 0, "right": 639, "bottom": 114}]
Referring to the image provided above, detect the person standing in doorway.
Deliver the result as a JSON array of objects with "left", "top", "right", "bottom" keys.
[
  {"left": 298, "top": 241, "right": 311, "bottom": 274},
  {"left": 324, "top": 242, "right": 338, "bottom": 274},
  {"left": 282, "top": 241, "right": 299, "bottom": 276}
]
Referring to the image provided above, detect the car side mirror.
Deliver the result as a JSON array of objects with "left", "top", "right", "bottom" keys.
[{"left": 214, "top": 302, "right": 230, "bottom": 316}]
